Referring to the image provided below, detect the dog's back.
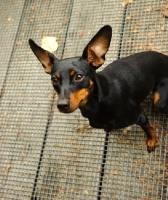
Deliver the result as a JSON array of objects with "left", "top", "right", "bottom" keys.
[{"left": 99, "top": 51, "right": 168, "bottom": 104}]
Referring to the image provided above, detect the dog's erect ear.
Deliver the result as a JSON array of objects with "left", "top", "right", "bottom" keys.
[
  {"left": 29, "top": 39, "right": 56, "bottom": 74},
  {"left": 82, "top": 25, "right": 112, "bottom": 68}
]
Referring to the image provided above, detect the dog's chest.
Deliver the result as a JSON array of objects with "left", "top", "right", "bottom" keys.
[{"left": 80, "top": 99, "right": 140, "bottom": 129}]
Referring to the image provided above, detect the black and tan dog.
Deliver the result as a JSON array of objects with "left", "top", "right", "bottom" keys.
[{"left": 29, "top": 25, "right": 168, "bottom": 152}]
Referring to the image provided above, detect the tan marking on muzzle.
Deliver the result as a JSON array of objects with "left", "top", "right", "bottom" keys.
[
  {"left": 69, "top": 88, "right": 89, "bottom": 112},
  {"left": 68, "top": 79, "right": 93, "bottom": 112}
]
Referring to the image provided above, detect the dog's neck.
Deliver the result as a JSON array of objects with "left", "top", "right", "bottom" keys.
[{"left": 79, "top": 72, "right": 109, "bottom": 114}]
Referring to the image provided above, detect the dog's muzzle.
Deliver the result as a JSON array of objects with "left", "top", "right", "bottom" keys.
[{"left": 57, "top": 99, "right": 70, "bottom": 113}]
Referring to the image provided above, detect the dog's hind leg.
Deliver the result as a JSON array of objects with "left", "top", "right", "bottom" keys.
[{"left": 136, "top": 110, "right": 159, "bottom": 152}]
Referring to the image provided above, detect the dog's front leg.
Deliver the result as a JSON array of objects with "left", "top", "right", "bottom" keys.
[{"left": 136, "top": 110, "right": 159, "bottom": 152}]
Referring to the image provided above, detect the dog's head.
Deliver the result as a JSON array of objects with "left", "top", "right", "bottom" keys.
[{"left": 29, "top": 25, "right": 112, "bottom": 113}]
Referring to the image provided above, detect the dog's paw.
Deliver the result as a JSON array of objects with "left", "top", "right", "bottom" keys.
[{"left": 146, "top": 134, "right": 159, "bottom": 153}]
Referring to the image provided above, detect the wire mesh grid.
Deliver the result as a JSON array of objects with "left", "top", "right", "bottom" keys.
[{"left": 0, "top": 0, "right": 167, "bottom": 200}]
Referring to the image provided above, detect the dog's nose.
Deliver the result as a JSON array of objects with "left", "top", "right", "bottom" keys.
[{"left": 57, "top": 100, "right": 69, "bottom": 112}]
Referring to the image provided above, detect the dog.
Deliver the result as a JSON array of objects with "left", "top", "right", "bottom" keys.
[{"left": 29, "top": 25, "right": 168, "bottom": 152}]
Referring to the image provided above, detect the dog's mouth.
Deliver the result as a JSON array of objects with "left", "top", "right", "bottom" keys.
[
  {"left": 57, "top": 85, "right": 93, "bottom": 113},
  {"left": 57, "top": 98, "right": 87, "bottom": 114},
  {"left": 58, "top": 106, "right": 77, "bottom": 114}
]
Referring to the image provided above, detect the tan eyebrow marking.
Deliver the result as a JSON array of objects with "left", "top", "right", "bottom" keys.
[
  {"left": 70, "top": 70, "right": 76, "bottom": 76},
  {"left": 55, "top": 73, "right": 61, "bottom": 79}
]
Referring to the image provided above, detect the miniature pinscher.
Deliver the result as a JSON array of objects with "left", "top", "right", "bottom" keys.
[{"left": 29, "top": 25, "right": 168, "bottom": 152}]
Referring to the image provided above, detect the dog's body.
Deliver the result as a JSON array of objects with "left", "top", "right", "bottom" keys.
[
  {"left": 29, "top": 25, "right": 168, "bottom": 152},
  {"left": 81, "top": 51, "right": 168, "bottom": 129}
]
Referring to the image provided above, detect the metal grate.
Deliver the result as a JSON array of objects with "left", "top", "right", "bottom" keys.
[{"left": 0, "top": 0, "right": 167, "bottom": 199}]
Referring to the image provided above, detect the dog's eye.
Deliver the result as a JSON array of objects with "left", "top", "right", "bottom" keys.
[
  {"left": 74, "top": 74, "right": 84, "bottom": 82},
  {"left": 51, "top": 77, "right": 59, "bottom": 85}
]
